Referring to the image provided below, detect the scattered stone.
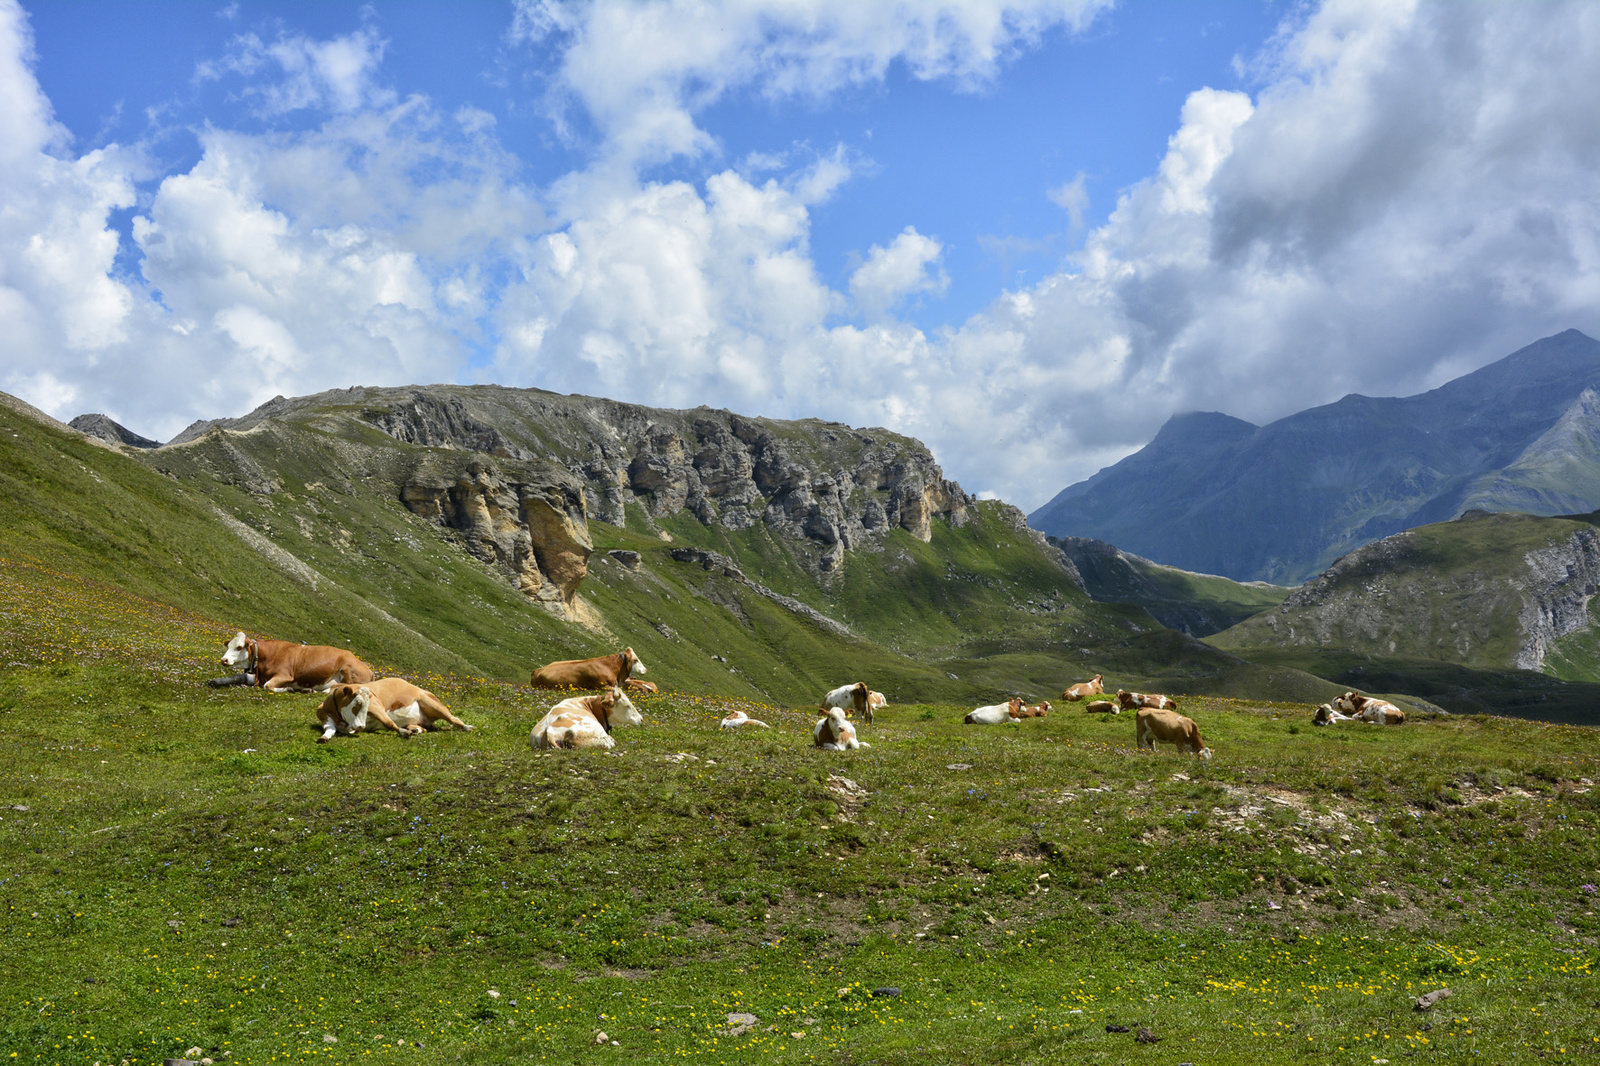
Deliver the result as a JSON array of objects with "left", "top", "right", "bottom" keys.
[
  {"left": 871, "top": 987, "right": 901, "bottom": 998},
  {"left": 488, "top": 990, "right": 500, "bottom": 999},
  {"left": 1414, "top": 988, "right": 1452, "bottom": 1011},
  {"left": 163, "top": 1059, "right": 196, "bottom": 1066},
  {"left": 594, "top": 1031, "right": 609, "bottom": 1045},
  {"left": 1136, "top": 1026, "right": 1159, "bottom": 1044},
  {"left": 725, "top": 1012, "right": 759, "bottom": 1036},
  {"left": 607, "top": 549, "right": 642, "bottom": 570},
  {"left": 8, "top": 805, "right": 27, "bottom": 812},
  {"left": 186, "top": 1048, "right": 203, "bottom": 1058},
  {"left": 946, "top": 763, "right": 972, "bottom": 771},
  {"left": 322, "top": 1034, "right": 337, "bottom": 1044},
  {"left": 221, "top": 917, "right": 241, "bottom": 927},
  {"left": 1105, "top": 1024, "right": 1130, "bottom": 1033}
]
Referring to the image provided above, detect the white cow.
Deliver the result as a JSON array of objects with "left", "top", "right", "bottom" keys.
[
  {"left": 814, "top": 706, "right": 865, "bottom": 750},
  {"left": 821, "top": 681, "right": 873, "bottom": 724},
  {"left": 530, "top": 687, "right": 643, "bottom": 750},
  {"left": 965, "top": 697, "right": 1023, "bottom": 725},
  {"left": 720, "top": 708, "right": 771, "bottom": 729}
]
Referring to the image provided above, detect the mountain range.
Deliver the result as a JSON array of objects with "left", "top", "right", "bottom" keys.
[{"left": 1030, "top": 329, "right": 1600, "bottom": 584}]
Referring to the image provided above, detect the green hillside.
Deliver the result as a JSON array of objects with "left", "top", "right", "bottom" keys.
[{"left": 4, "top": 545, "right": 1600, "bottom": 1063}]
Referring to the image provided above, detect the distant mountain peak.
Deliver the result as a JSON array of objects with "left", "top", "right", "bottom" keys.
[{"left": 1030, "top": 329, "right": 1600, "bottom": 583}]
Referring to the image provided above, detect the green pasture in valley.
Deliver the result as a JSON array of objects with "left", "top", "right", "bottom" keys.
[{"left": 2, "top": 554, "right": 1599, "bottom": 1064}]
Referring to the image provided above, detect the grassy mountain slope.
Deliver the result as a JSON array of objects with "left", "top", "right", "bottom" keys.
[
  {"left": 5, "top": 550, "right": 1600, "bottom": 1063},
  {"left": 39, "top": 385, "right": 1335, "bottom": 707},
  {"left": 1051, "top": 535, "right": 1290, "bottom": 636}
]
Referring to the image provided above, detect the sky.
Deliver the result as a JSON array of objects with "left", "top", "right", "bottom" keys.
[{"left": 2, "top": 0, "right": 1599, "bottom": 511}]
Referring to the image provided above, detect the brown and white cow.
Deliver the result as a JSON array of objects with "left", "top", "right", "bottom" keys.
[
  {"left": 1062, "top": 675, "right": 1105, "bottom": 701},
  {"left": 821, "top": 682, "right": 873, "bottom": 724},
  {"left": 1117, "top": 689, "right": 1178, "bottom": 711},
  {"left": 867, "top": 690, "right": 888, "bottom": 715},
  {"left": 530, "top": 687, "right": 644, "bottom": 750},
  {"left": 220, "top": 632, "right": 375, "bottom": 693},
  {"left": 720, "top": 708, "right": 771, "bottom": 729},
  {"left": 1333, "top": 691, "right": 1406, "bottom": 725},
  {"left": 1016, "top": 700, "right": 1051, "bottom": 718},
  {"left": 1312, "top": 702, "right": 1354, "bottom": 726},
  {"left": 623, "top": 677, "right": 659, "bottom": 694},
  {"left": 1084, "top": 700, "right": 1119, "bottom": 715},
  {"left": 1136, "top": 707, "right": 1211, "bottom": 758},
  {"left": 529, "top": 647, "right": 647, "bottom": 690},
  {"left": 965, "top": 697, "right": 1024, "bottom": 725},
  {"left": 316, "top": 678, "right": 474, "bottom": 742},
  {"left": 813, "top": 706, "right": 865, "bottom": 750}
]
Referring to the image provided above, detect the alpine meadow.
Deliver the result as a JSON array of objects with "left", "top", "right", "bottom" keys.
[{"left": 4, "top": 381, "right": 1600, "bottom": 1066}]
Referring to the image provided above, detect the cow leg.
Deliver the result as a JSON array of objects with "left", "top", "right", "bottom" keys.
[
  {"left": 365, "top": 706, "right": 418, "bottom": 737},
  {"left": 261, "top": 673, "right": 297, "bottom": 692},
  {"left": 317, "top": 712, "right": 339, "bottom": 743},
  {"left": 419, "top": 694, "right": 473, "bottom": 732}
]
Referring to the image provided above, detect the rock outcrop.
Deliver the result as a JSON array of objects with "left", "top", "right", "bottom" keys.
[
  {"left": 1516, "top": 528, "right": 1600, "bottom": 669},
  {"left": 398, "top": 452, "right": 592, "bottom": 618},
  {"left": 69, "top": 413, "right": 161, "bottom": 449}
]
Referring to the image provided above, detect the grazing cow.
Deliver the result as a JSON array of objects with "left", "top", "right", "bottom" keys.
[
  {"left": 1117, "top": 689, "right": 1178, "bottom": 711},
  {"left": 1136, "top": 707, "right": 1212, "bottom": 758},
  {"left": 867, "top": 690, "right": 888, "bottom": 715},
  {"left": 813, "top": 706, "right": 865, "bottom": 750},
  {"left": 1333, "top": 691, "right": 1407, "bottom": 725},
  {"left": 624, "top": 677, "right": 659, "bottom": 694},
  {"left": 316, "top": 679, "right": 474, "bottom": 742},
  {"left": 1062, "top": 675, "right": 1105, "bottom": 701},
  {"left": 1016, "top": 700, "right": 1051, "bottom": 718},
  {"left": 1312, "top": 702, "right": 1354, "bottom": 726},
  {"left": 965, "top": 697, "right": 1024, "bottom": 725},
  {"left": 220, "top": 632, "right": 375, "bottom": 693},
  {"left": 720, "top": 708, "right": 771, "bottom": 729},
  {"left": 1085, "top": 700, "right": 1119, "bottom": 715},
  {"left": 821, "top": 681, "right": 873, "bottom": 724},
  {"left": 529, "top": 647, "right": 647, "bottom": 690},
  {"left": 530, "top": 687, "right": 643, "bottom": 750}
]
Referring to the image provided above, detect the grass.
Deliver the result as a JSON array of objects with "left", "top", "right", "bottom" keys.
[{"left": 5, "top": 553, "right": 1600, "bottom": 1064}]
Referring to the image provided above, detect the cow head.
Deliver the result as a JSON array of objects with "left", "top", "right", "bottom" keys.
[
  {"left": 624, "top": 647, "right": 647, "bottom": 677},
  {"left": 1333, "top": 692, "right": 1361, "bottom": 715},
  {"left": 221, "top": 631, "right": 254, "bottom": 669},
  {"left": 598, "top": 686, "right": 643, "bottom": 730},
  {"left": 1115, "top": 689, "right": 1137, "bottom": 709},
  {"left": 1312, "top": 703, "right": 1336, "bottom": 726}
]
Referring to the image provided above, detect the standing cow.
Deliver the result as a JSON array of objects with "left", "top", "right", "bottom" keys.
[
  {"left": 821, "top": 682, "right": 873, "bottom": 724},
  {"left": 1136, "top": 707, "right": 1212, "bottom": 759}
]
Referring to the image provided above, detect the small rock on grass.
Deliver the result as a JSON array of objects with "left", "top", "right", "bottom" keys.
[
  {"left": 1136, "top": 1026, "right": 1160, "bottom": 1044},
  {"left": 871, "top": 987, "right": 901, "bottom": 998},
  {"left": 1105, "top": 1024, "right": 1130, "bottom": 1033},
  {"left": 1414, "top": 988, "right": 1451, "bottom": 1011}
]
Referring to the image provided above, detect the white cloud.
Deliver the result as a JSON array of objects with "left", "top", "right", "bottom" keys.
[
  {"left": 511, "top": 0, "right": 1113, "bottom": 166},
  {"left": 197, "top": 23, "right": 394, "bottom": 116},
  {"left": 849, "top": 227, "right": 948, "bottom": 318},
  {"left": 1046, "top": 171, "right": 1087, "bottom": 232}
]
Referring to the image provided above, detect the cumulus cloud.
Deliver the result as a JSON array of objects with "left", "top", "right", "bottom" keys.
[
  {"left": 197, "top": 22, "right": 393, "bottom": 116},
  {"left": 6, "top": 0, "right": 1600, "bottom": 519},
  {"left": 511, "top": 0, "right": 1112, "bottom": 166},
  {"left": 849, "top": 227, "right": 948, "bottom": 318}
]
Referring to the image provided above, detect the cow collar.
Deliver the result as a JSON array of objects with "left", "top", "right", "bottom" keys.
[
  {"left": 594, "top": 695, "right": 614, "bottom": 735},
  {"left": 245, "top": 638, "right": 259, "bottom": 672}
]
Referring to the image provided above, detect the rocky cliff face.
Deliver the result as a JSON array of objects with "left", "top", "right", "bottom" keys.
[
  {"left": 1516, "top": 528, "right": 1600, "bottom": 669},
  {"left": 151, "top": 383, "right": 975, "bottom": 614},
  {"left": 398, "top": 451, "right": 592, "bottom": 619}
]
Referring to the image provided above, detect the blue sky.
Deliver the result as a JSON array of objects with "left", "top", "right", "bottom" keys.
[{"left": 4, "top": 0, "right": 1600, "bottom": 509}]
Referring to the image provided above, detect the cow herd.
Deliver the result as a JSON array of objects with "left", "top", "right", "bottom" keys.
[{"left": 209, "top": 629, "right": 1407, "bottom": 759}]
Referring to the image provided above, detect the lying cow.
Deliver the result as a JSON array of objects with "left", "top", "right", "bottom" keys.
[
  {"left": 1333, "top": 691, "right": 1406, "bottom": 725},
  {"left": 220, "top": 631, "right": 375, "bottom": 693},
  {"left": 1312, "top": 702, "right": 1354, "bottom": 726},
  {"left": 1062, "top": 675, "right": 1105, "bottom": 701},
  {"left": 965, "top": 697, "right": 1023, "bottom": 725},
  {"left": 529, "top": 647, "right": 647, "bottom": 690},
  {"left": 720, "top": 708, "right": 771, "bottom": 729},
  {"left": 316, "top": 679, "right": 474, "bottom": 742},
  {"left": 821, "top": 681, "right": 873, "bottom": 724},
  {"left": 813, "top": 706, "right": 865, "bottom": 750},
  {"left": 530, "top": 687, "right": 643, "bottom": 750},
  {"left": 1016, "top": 700, "right": 1051, "bottom": 718},
  {"left": 624, "top": 677, "right": 658, "bottom": 694},
  {"left": 1085, "top": 700, "right": 1119, "bottom": 715},
  {"left": 1136, "top": 707, "right": 1212, "bottom": 759},
  {"left": 1117, "top": 689, "right": 1178, "bottom": 711}
]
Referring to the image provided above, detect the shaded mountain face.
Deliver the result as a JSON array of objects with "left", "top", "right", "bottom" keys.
[
  {"left": 69, "top": 413, "right": 160, "bottom": 449},
  {"left": 1030, "top": 330, "right": 1600, "bottom": 583}
]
